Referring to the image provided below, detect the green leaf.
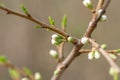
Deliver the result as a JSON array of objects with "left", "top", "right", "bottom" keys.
[
  {"left": 48, "top": 16, "right": 55, "bottom": 26},
  {"left": 23, "top": 67, "right": 32, "bottom": 75},
  {"left": 51, "top": 38, "right": 63, "bottom": 45},
  {"left": 20, "top": 4, "right": 28, "bottom": 14},
  {"left": 34, "top": 25, "right": 41, "bottom": 29},
  {"left": 115, "top": 49, "right": 120, "bottom": 53},
  {"left": 0, "top": 3, "right": 5, "bottom": 7},
  {"left": 61, "top": 15, "right": 67, "bottom": 28},
  {"left": 113, "top": 73, "right": 119, "bottom": 80},
  {"left": 0, "top": 56, "right": 8, "bottom": 63},
  {"left": 87, "top": 4, "right": 93, "bottom": 10},
  {"left": 9, "top": 68, "right": 20, "bottom": 79}
]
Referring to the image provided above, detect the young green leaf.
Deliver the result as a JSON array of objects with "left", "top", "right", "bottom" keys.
[
  {"left": 61, "top": 15, "right": 67, "bottom": 28},
  {"left": 0, "top": 56, "right": 8, "bottom": 63},
  {"left": 20, "top": 4, "right": 29, "bottom": 14},
  {"left": 48, "top": 16, "right": 55, "bottom": 26},
  {"left": 23, "top": 67, "right": 32, "bottom": 75},
  {"left": 34, "top": 25, "right": 41, "bottom": 29},
  {"left": 109, "top": 54, "right": 117, "bottom": 60},
  {"left": 9, "top": 68, "right": 20, "bottom": 79},
  {"left": 115, "top": 49, "right": 120, "bottom": 53},
  {"left": 0, "top": 3, "right": 5, "bottom": 7}
]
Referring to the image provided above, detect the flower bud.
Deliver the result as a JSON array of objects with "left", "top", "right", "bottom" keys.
[
  {"left": 51, "top": 39, "right": 57, "bottom": 45},
  {"left": 49, "top": 50, "right": 58, "bottom": 59},
  {"left": 34, "top": 72, "right": 42, "bottom": 80},
  {"left": 101, "top": 44, "right": 107, "bottom": 49},
  {"left": 94, "top": 51, "right": 101, "bottom": 59},
  {"left": 83, "top": 0, "right": 93, "bottom": 9},
  {"left": 52, "top": 34, "right": 59, "bottom": 40},
  {"left": 67, "top": 36, "right": 74, "bottom": 43},
  {"left": 109, "top": 67, "right": 119, "bottom": 76},
  {"left": 51, "top": 34, "right": 63, "bottom": 45},
  {"left": 100, "top": 15, "right": 107, "bottom": 22},
  {"left": 54, "top": 69, "right": 60, "bottom": 75},
  {"left": 21, "top": 77, "right": 29, "bottom": 80},
  {"left": 88, "top": 51, "right": 94, "bottom": 60}
]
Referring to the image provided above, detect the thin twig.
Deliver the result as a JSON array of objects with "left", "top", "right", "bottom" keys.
[
  {"left": 84, "top": 0, "right": 111, "bottom": 37},
  {"left": 89, "top": 38, "right": 120, "bottom": 72},
  {"left": 51, "top": 41, "right": 83, "bottom": 80},
  {"left": 0, "top": 0, "right": 114, "bottom": 80},
  {"left": 57, "top": 25, "right": 66, "bottom": 62},
  {"left": 0, "top": 6, "right": 78, "bottom": 44},
  {"left": 79, "top": 49, "right": 120, "bottom": 54},
  {"left": 2, "top": 62, "right": 35, "bottom": 80},
  {"left": 96, "top": 0, "right": 105, "bottom": 14},
  {"left": 51, "top": 0, "right": 111, "bottom": 80}
]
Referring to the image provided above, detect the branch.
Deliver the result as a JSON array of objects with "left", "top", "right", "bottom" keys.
[
  {"left": 0, "top": 0, "right": 113, "bottom": 80},
  {"left": 0, "top": 6, "right": 78, "bottom": 44},
  {"left": 89, "top": 38, "right": 120, "bottom": 72},
  {"left": 84, "top": 0, "right": 111, "bottom": 37},
  {"left": 51, "top": 42, "right": 83, "bottom": 80},
  {"left": 1, "top": 62, "right": 35, "bottom": 80},
  {"left": 51, "top": 0, "right": 111, "bottom": 80},
  {"left": 79, "top": 49, "right": 120, "bottom": 54}
]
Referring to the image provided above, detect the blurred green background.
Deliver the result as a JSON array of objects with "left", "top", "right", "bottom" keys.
[{"left": 0, "top": 0, "right": 120, "bottom": 80}]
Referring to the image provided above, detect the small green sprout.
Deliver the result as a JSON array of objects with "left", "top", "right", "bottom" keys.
[
  {"left": 20, "top": 4, "right": 29, "bottom": 14},
  {"left": 61, "top": 15, "right": 67, "bottom": 28},
  {"left": 48, "top": 16, "right": 55, "bottom": 26}
]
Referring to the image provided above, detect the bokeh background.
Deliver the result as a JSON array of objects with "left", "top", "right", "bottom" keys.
[{"left": 0, "top": 0, "right": 120, "bottom": 80}]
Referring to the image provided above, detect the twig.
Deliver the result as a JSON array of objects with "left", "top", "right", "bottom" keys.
[
  {"left": 51, "top": 0, "right": 111, "bottom": 80},
  {"left": 2, "top": 62, "right": 35, "bottom": 80},
  {"left": 84, "top": 0, "right": 111, "bottom": 37},
  {"left": 79, "top": 49, "right": 120, "bottom": 54},
  {"left": 89, "top": 38, "right": 120, "bottom": 72},
  {"left": 0, "top": 0, "right": 114, "bottom": 80},
  {"left": 0, "top": 6, "right": 78, "bottom": 44},
  {"left": 51, "top": 41, "right": 83, "bottom": 80},
  {"left": 96, "top": 0, "right": 105, "bottom": 14},
  {"left": 57, "top": 24, "right": 66, "bottom": 62}
]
